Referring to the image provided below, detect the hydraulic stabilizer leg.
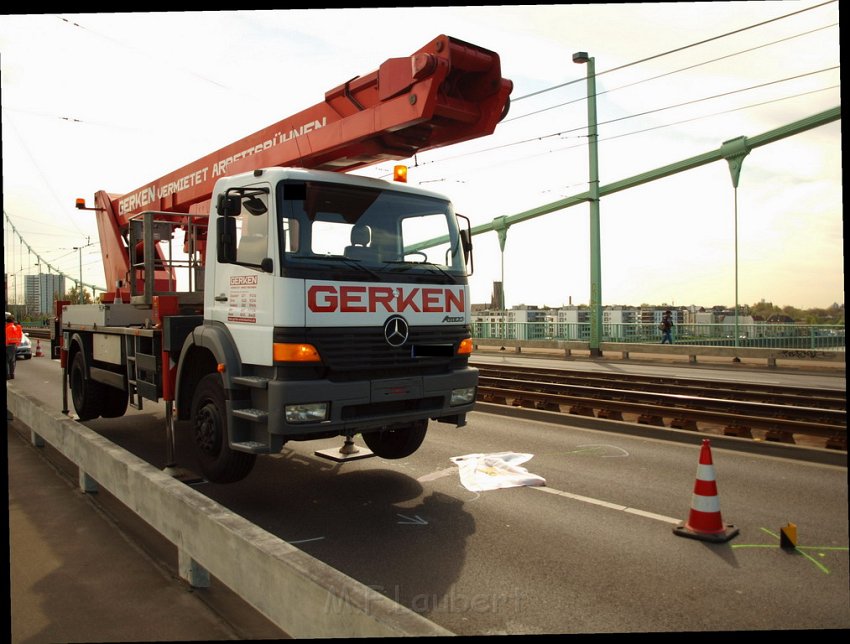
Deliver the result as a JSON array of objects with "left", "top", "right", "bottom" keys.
[
  {"left": 61, "top": 359, "right": 69, "bottom": 415},
  {"left": 315, "top": 433, "right": 374, "bottom": 462},
  {"left": 162, "top": 400, "right": 203, "bottom": 483}
]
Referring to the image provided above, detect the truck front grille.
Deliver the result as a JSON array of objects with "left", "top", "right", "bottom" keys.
[{"left": 275, "top": 325, "right": 469, "bottom": 381}]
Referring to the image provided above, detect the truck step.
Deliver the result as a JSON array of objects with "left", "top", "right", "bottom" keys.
[
  {"left": 232, "top": 407, "right": 268, "bottom": 422},
  {"left": 232, "top": 376, "right": 269, "bottom": 389},
  {"left": 232, "top": 440, "right": 271, "bottom": 454}
]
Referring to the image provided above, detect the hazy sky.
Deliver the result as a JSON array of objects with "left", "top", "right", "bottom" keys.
[{"left": 1, "top": 3, "right": 842, "bottom": 310}]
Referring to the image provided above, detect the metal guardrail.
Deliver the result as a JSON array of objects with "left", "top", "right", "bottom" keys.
[{"left": 6, "top": 386, "right": 452, "bottom": 638}]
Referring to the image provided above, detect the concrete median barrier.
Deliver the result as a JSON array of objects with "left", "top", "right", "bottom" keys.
[{"left": 6, "top": 386, "right": 452, "bottom": 638}]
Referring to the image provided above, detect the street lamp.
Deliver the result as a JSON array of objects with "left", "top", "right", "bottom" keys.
[
  {"left": 721, "top": 136, "right": 750, "bottom": 359},
  {"left": 573, "top": 51, "right": 602, "bottom": 357},
  {"left": 72, "top": 236, "right": 95, "bottom": 304}
]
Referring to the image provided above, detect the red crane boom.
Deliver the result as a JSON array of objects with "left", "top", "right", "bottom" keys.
[{"left": 83, "top": 35, "right": 512, "bottom": 298}]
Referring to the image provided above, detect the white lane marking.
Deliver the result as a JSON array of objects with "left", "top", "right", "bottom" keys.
[
  {"left": 288, "top": 537, "right": 326, "bottom": 545},
  {"left": 417, "top": 458, "right": 681, "bottom": 523},
  {"left": 531, "top": 486, "right": 681, "bottom": 525},
  {"left": 570, "top": 444, "right": 630, "bottom": 458},
  {"left": 397, "top": 514, "right": 428, "bottom": 525}
]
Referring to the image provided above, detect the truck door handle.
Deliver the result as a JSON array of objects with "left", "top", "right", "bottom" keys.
[{"left": 215, "top": 294, "right": 228, "bottom": 302}]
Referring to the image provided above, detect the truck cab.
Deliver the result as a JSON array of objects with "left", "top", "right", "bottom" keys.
[
  {"left": 61, "top": 35, "right": 510, "bottom": 483},
  {"left": 172, "top": 168, "right": 477, "bottom": 481}
]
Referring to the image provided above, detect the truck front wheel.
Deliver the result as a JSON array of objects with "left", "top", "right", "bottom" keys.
[
  {"left": 361, "top": 419, "right": 428, "bottom": 459},
  {"left": 190, "top": 373, "right": 256, "bottom": 484}
]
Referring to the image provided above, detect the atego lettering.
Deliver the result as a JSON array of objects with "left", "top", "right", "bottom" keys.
[{"left": 308, "top": 285, "right": 464, "bottom": 314}]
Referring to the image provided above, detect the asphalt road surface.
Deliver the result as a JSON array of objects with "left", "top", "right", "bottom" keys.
[{"left": 9, "top": 356, "right": 849, "bottom": 635}]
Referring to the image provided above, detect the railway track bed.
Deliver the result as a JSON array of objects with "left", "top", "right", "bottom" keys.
[{"left": 473, "top": 362, "right": 846, "bottom": 451}]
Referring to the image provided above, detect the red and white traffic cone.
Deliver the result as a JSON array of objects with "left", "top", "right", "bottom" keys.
[
  {"left": 673, "top": 439, "right": 739, "bottom": 542},
  {"left": 35, "top": 340, "right": 43, "bottom": 357}
]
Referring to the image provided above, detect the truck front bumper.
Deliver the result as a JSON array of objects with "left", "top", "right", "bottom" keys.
[{"left": 265, "top": 366, "right": 479, "bottom": 436}]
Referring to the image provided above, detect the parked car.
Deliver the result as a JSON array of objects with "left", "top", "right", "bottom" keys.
[{"left": 16, "top": 333, "right": 32, "bottom": 360}]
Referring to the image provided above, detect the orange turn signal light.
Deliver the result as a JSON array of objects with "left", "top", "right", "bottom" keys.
[
  {"left": 273, "top": 342, "right": 321, "bottom": 362},
  {"left": 457, "top": 337, "right": 474, "bottom": 355}
]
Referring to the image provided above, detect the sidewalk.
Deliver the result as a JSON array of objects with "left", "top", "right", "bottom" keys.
[{"left": 7, "top": 417, "right": 286, "bottom": 643}]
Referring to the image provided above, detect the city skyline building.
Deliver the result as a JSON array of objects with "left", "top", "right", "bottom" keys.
[{"left": 23, "top": 273, "right": 65, "bottom": 316}]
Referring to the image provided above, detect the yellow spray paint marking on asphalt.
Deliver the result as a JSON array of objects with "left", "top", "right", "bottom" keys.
[
  {"left": 731, "top": 527, "right": 849, "bottom": 575},
  {"left": 544, "top": 444, "right": 629, "bottom": 458}
]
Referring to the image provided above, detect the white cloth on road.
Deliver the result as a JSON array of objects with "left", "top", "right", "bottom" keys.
[{"left": 450, "top": 452, "right": 546, "bottom": 492}]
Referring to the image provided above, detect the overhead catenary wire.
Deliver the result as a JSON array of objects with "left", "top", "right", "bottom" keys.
[
  {"left": 3, "top": 117, "right": 92, "bottom": 240},
  {"left": 506, "top": 21, "right": 839, "bottom": 124},
  {"left": 56, "top": 14, "right": 231, "bottom": 91},
  {"left": 3, "top": 3, "right": 839, "bottom": 292},
  {"left": 511, "top": 0, "right": 837, "bottom": 104},
  {"left": 3, "top": 210, "right": 106, "bottom": 296},
  {"left": 414, "top": 66, "right": 840, "bottom": 178},
  {"left": 416, "top": 1, "right": 839, "bottom": 177}
]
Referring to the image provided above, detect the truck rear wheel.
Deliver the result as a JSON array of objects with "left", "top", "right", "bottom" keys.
[
  {"left": 361, "top": 419, "right": 428, "bottom": 459},
  {"left": 70, "top": 351, "right": 104, "bottom": 421},
  {"left": 190, "top": 373, "right": 256, "bottom": 483}
]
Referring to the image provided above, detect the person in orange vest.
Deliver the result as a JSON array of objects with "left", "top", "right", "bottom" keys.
[{"left": 6, "top": 313, "right": 23, "bottom": 380}]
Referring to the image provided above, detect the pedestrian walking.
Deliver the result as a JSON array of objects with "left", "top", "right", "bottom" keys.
[
  {"left": 6, "top": 313, "right": 23, "bottom": 379},
  {"left": 659, "top": 310, "right": 674, "bottom": 344}
]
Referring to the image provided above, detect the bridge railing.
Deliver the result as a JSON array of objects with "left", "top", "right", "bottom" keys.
[
  {"left": 471, "top": 321, "right": 845, "bottom": 351},
  {"left": 471, "top": 322, "right": 845, "bottom": 368}
]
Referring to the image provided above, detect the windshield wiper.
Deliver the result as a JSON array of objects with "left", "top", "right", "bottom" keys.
[
  {"left": 316, "top": 255, "right": 382, "bottom": 280},
  {"left": 381, "top": 260, "right": 457, "bottom": 282}
]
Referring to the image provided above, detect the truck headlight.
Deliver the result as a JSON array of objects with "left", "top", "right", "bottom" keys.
[
  {"left": 285, "top": 402, "right": 329, "bottom": 423},
  {"left": 450, "top": 386, "right": 476, "bottom": 406}
]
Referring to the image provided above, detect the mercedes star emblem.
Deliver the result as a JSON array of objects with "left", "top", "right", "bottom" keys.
[{"left": 383, "top": 315, "right": 409, "bottom": 347}]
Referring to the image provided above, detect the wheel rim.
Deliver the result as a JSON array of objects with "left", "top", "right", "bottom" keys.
[{"left": 194, "top": 401, "right": 222, "bottom": 455}]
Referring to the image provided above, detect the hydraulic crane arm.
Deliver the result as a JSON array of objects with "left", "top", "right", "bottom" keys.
[
  {"left": 83, "top": 35, "right": 512, "bottom": 298},
  {"left": 109, "top": 35, "right": 511, "bottom": 222}
]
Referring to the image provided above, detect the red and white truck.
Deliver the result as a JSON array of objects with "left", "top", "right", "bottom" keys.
[{"left": 60, "top": 35, "right": 512, "bottom": 483}]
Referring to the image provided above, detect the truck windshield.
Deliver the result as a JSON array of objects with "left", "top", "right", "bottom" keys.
[{"left": 277, "top": 180, "right": 465, "bottom": 283}]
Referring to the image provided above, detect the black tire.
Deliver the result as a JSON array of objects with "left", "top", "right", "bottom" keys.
[
  {"left": 361, "top": 419, "right": 428, "bottom": 459},
  {"left": 70, "top": 351, "right": 104, "bottom": 421},
  {"left": 100, "top": 385, "right": 129, "bottom": 418},
  {"left": 190, "top": 373, "right": 256, "bottom": 484}
]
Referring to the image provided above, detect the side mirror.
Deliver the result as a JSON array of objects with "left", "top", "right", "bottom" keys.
[
  {"left": 460, "top": 229, "right": 472, "bottom": 260},
  {"left": 457, "top": 214, "right": 474, "bottom": 275},
  {"left": 243, "top": 196, "right": 268, "bottom": 216},
  {"left": 260, "top": 257, "right": 274, "bottom": 273},
  {"left": 216, "top": 193, "right": 241, "bottom": 217}
]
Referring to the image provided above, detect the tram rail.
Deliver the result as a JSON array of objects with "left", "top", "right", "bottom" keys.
[{"left": 472, "top": 362, "right": 846, "bottom": 451}]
